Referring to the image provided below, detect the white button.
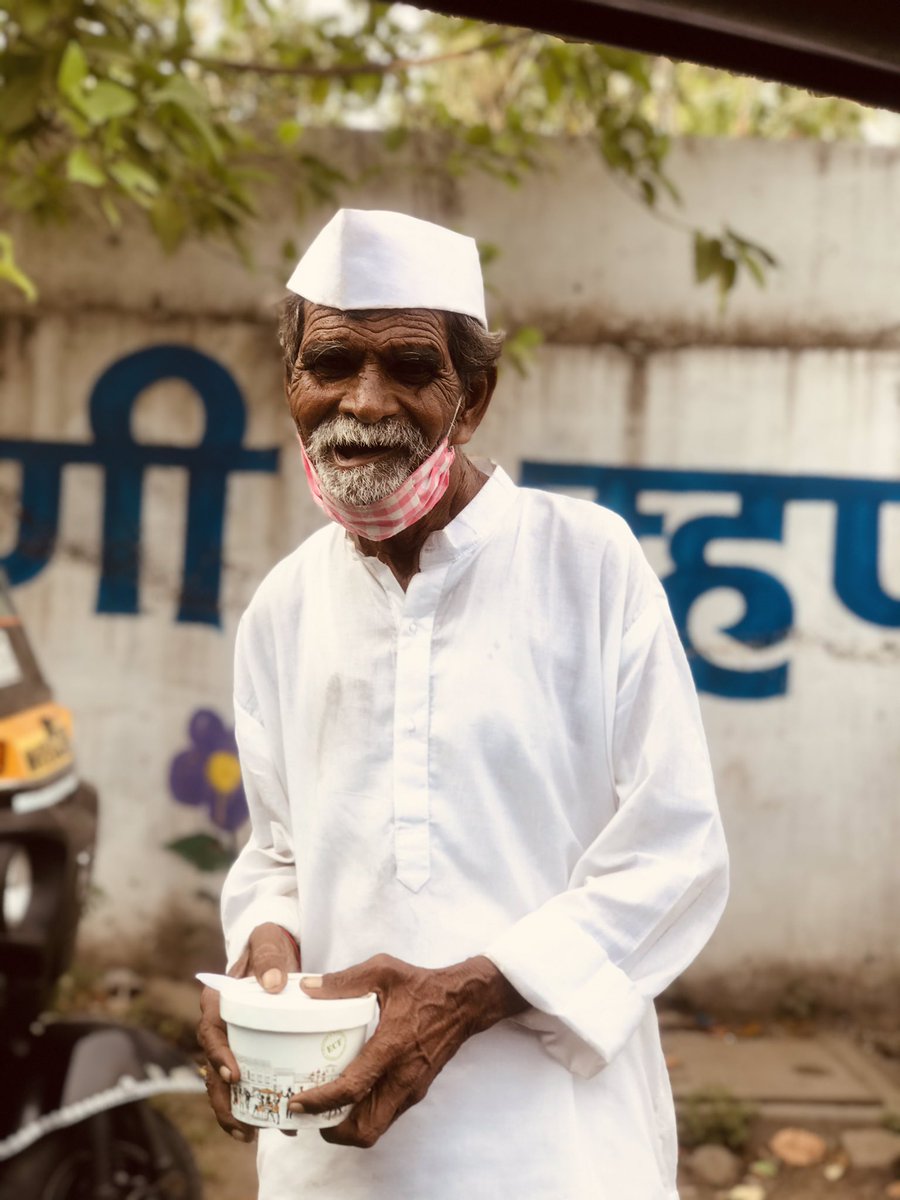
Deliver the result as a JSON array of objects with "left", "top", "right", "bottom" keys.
[{"left": 407, "top": 621, "right": 417, "bottom": 634}]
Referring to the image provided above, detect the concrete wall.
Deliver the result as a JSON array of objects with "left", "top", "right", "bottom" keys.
[{"left": 1, "top": 134, "right": 898, "bottom": 1004}]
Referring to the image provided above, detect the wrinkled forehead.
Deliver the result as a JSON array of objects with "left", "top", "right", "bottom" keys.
[{"left": 300, "top": 304, "right": 451, "bottom": 352}]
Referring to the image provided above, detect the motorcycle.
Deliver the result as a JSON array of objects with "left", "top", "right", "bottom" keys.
[{"left": 0, "top": 573, "right": 206, "bottom": 1199}]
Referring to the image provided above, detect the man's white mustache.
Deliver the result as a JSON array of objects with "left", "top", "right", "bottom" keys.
[{"left": 308, "top": 416, "right": 428, "bottom": 457}]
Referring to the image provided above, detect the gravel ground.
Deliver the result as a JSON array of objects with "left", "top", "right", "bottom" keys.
[{"left": 156, "top": 1094, "right": 898, "bottom": 1200}]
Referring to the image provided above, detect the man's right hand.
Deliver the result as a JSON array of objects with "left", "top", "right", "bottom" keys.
[{"left": 197, "top": 922, "right": 301, "bottom": 1142}]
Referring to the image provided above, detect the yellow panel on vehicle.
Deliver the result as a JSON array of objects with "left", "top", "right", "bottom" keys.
[{"left": 0, "top": 702, "right": 74, "bottom": 785}]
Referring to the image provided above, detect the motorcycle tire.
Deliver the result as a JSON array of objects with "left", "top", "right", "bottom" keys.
[{"left": 0, "top": 1101, "right": 203, "bottom": 1200}]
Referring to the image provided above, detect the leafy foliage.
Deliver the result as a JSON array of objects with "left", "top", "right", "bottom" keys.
[
  {"left": 0, "top": 228, "right": 35, "bottom": 297},
  {"left": 165, "top": 832, "right": 236, "bottom": 872},
  {"left": 0, "top": 0, "right": 869, "bottom": 303},
  {"left": 694, "top": 227, "right": 778, "bottom": 308},
  {"left": 677, "top": 1086, "right": 758, "bottom": 1152}
]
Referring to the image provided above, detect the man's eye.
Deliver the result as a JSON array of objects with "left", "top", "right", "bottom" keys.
[
  {"left": 308, "top": 355, "right": 354, "bottom": 379},
  {"left": 391, "top": 360, "right": 437, "bottom": 386}
]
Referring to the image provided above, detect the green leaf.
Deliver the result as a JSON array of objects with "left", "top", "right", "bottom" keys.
[
  {"left": 135, "top": 121, "right": 166, "bottom": 153},
  {"left": 78, "top": 80, "right": 138, "bottom": 125},
  {"left": 101, "top": 195, "right": 121, "bottom": 229},
  {"left": 109, "top": 159, "right": 160, "bottom": 198},
  {"left": 477, "top": 241, "right": 500, "bottom": 267},
  {"left": 382, "top": 126, "right": 408, "bottom": 151},
  {"left": 0, "top": 71, "right": 43, "bottom": 134},
  {"left": 58, "top": 106, "right": 91, "bottom": 138},
  {"left": 541, "top": 64, "right": 563, "bottom": 106},
  {"left": 726, "top": 228, "right": 778, "bottom": 268},
  {"left": 737, "top": 247, "right": 766, "bottom": 287},
  {"left": 718, "top": 256, "right": 737, "bottom": 296},
  {"left": 277, "top": 119, "right": 303, "bottom": 146},
  {"left": 151, "top": 76, "right": 205, "bottom": 111},
  {"left": 0, "top": 233, "right": 38, "bottom": 302},
  {"left": 309, "top": 76, "right": 330, "bottom": 105},
  {"left": 639, "top": 179, "right": 656, "bottom": 207},
  {"left": 504, "top": 325, "right": 543, "bottom": 376},
  {"left": 165, "top": 833, "right": 235, "bottom": 872},
  {"left": 693, "top": 233, "right": 720, "bottom": 284},
  {"left": 750, "top": 1160, "right": 779, "bottom": 1179},
  {"left": 66, "top": 147, "right": 106, "bottom": 187},
  {"left": 150, "top": 194, "right": 188, "bottom": 253},
  {"left": 182, "top": 109, "right": 226, "bottom": 162},
  {"left": 57, "top": 42, "right": 89, "bottom": 99},
  {"left": 18, "top": 0, "right": 52, "bottom": 36}
]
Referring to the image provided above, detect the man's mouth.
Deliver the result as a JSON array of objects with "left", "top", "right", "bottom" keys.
[{"left": 330, "top": 444, "right": 399, "bottom": 467}]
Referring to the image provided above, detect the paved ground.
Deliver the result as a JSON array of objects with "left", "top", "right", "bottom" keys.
[
  {"left": 664, "top": 1026, "right": 900, "bottom": 1120},
  {"left": 155, "top": 1018, "right": 900, "bottom": 1200},
  {"left": 667, "top": 1018, "right": 900, "bottom": 1200}
]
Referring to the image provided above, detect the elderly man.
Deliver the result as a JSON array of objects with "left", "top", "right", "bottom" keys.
[{"left": 198, "top": 208, "right": 729, "bottom": 1200}]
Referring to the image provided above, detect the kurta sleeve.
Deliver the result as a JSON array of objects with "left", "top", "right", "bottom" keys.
[
  {"left": 483, "top": 568, "right": 729, "bottom": 1079},
  {"left": 220, "top": 616, "right": 301, "bottom": 971}
]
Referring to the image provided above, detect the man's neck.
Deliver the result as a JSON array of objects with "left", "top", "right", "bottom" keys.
[{"left": 352, "top": 453, "right": 488, "bottom": 591}]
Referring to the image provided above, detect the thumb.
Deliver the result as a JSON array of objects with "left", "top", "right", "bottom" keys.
[
  {"left": 249, "top": 923, "right": 300, "bottom": 993},
  {"left": 300, "top": 959, "right": 384, "bottom": 1001}
]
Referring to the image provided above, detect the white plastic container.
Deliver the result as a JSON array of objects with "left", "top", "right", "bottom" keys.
[{"left": 214, "top": 974, "right": 377, "bottom": 1130}]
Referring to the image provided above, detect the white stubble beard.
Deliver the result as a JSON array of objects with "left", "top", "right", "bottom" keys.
[{"left": 304, "top": 414, "right": 433, "bottom": 507}]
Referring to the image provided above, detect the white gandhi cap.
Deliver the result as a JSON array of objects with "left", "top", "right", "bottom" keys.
[{"left": 286, "top": 209, "right": 488, "bottom": 328}]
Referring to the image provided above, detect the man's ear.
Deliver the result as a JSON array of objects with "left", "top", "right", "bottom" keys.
[{"left": 451, "top": 367, "right": 497, "bottom": 446}]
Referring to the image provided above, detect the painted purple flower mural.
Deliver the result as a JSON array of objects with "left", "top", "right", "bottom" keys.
[{"left": 167, "top": 709, "right": 248, "bottom": 871}]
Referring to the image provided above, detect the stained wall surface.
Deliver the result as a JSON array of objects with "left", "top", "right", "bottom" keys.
[{"left": 1, "top": 135, "right": 897, "bottom": 1000}]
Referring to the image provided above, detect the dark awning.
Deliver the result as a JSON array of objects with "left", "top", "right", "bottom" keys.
[{"left": 412, "top": 0, "right": 900, "bottom": 114}]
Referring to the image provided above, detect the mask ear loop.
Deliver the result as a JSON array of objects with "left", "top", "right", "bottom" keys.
[{"left": 446, "top": 395, "right": 465, "bottom": 447}]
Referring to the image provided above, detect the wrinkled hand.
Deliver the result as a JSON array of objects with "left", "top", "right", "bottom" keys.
[
  {"left": 197, "top": 922, "right": 301, "bottom": 1142},
  {"left": 288, "top": 953, "right": 526, "bottom": 1149}
]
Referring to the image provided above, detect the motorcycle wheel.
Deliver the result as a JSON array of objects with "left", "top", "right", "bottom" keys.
[{"left": 0, "top": 1102, "right": 203, "bottom": 1200}]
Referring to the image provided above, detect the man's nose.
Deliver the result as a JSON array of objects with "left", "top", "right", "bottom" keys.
[{"left": 338, "top": 363, "right": 400, "bottom": 423}]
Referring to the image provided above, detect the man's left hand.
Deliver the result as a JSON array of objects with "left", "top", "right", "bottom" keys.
[{"left": 288, "top": 953, "right": 526, "bottom": 1148}]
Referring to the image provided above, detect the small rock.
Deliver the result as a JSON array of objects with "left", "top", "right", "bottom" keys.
[
  {"left": 770, "top": 1127, "right": 828, "bottom": 1167},
  {"left": 823, "top": 1161, "right": 846, "bottom": 1182},
  {"left": 841, "top": 1127, "right": 900, "bottom": 1171},
  {"left": 687, "top": 1143, "right": 742, "bottom": 1188},
  {"left": 727, "top": 1184, "right": 766, "bottom": 1200}
]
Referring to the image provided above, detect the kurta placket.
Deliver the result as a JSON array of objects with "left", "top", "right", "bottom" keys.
[{"left": 388, "top": 553, "right": 450, "bottom": 891}]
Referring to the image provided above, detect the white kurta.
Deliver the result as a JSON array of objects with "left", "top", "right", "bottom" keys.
[{"left": 221, "top": 463, "right": 729, "bottom": 1200}]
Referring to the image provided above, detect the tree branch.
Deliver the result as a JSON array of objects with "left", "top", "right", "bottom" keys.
[{"left": 186, "top": 32, "right": 532, "bottom": 80}]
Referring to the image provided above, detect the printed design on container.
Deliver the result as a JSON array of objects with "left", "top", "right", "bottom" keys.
[
  {"left": 166, "top": 709, "right": 248, "bottom": 873},
  {"left": 321, "top": 1031, "right": 347, "bottom": 1061},
  {"left": 232, "top": 1060, "right": 347, "bottom": 1126}
]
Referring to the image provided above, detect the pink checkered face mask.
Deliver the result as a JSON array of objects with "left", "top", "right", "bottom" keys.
[{"left": 299, "top": 428, "right": 457, "bottom": 542}]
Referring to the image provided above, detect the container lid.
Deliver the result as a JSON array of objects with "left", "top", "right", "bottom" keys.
[{"left": 216, "top": 973, "right": 377, "bottom": 1033}]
